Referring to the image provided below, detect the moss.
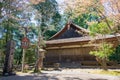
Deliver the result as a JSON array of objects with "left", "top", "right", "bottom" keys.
[{"left": 90, "top": 70, "right": 120, "bottom": 76}]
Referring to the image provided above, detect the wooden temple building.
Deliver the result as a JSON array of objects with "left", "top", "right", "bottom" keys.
[{"left": 45, "top": 22, "right": 120, "bottom": 67}]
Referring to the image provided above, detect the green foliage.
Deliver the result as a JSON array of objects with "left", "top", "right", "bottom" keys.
[
  {"left": 33, "top": 0, "right": 60, "bottom": 25},
  {"left": 0, "top": 0, "right": 21, "bottom": 65},
  {"left": 109, "top": 45, "right": 120, "bottom": 63},
  {"left": 14, "top": 48, "right": 22, "bottom": 64},
  {"left": 33, "top": 0, "right": 61, "bottom": 39},
  {"left": 0, "top": 34, "right": 6, "bottom": 65},
  {"left": 90, "top": 42, "right": 114, "bottom": 60},
  {"left": 73, "top": 13, "right": 98, "bottom": 29},
  {"left": 52, "top": 12, "right": 61, "bottom": 26},
  {"left": 25, "top": 48, "right": 36, "bottom": 64},
  {"left": 44, "top": 30, "right": 57, "bottom": 40},
  {"left": 89, "top": 21, "right": 112, "bottom": 36},
  {"left": 89, "top": 19, "right": 114, "bottom": 36}
]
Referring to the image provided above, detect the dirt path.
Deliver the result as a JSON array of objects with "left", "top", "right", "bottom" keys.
[{"left": 0, "top": 69, "right": 120, "bottom": 80}]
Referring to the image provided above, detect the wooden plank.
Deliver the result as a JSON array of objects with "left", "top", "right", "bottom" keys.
[{"left": 46, "top": 44, "right": 99, "bottom": 50}]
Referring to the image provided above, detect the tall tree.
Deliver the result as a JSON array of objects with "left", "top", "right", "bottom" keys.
[
  {"left": 0, "top": 0, "right": 40, "bottom": 72},
  {"left": 0, "top": 0, "right": 23, "bottom": 75},
  {"left": 32, "top": 0, "right": 61, "bottom": 72},
  {"left": 89, "top": 21, "right": 114, "bottom": 70}
]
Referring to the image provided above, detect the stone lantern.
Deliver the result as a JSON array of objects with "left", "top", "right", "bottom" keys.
[{"left": 39, "top": 49, "right": 45, "bottom": 68}]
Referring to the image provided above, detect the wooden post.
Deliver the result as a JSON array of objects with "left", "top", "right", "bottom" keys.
[
  {"left": 21, "top": 27, "right": 29, "bottom": 72},
  {"left": 21, "top": 49, "right": 25, "bottom": 72},
  {"left": 59, "top": 54, "right": 61, "bottom": 62}
]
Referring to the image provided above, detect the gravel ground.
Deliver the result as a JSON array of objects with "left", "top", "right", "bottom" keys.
[{"left": 0, "top": 69, "right": 120, "bottom": 80}]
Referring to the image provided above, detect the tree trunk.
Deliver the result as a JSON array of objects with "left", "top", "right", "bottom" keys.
[
  {"left": 102, "top": 59, "right": 108, "bottom": 71},
  {"left": 34, "top": 57, "right": 40, "bottom": 72},
  {"left": 34, "top": 49, "right": 45, "bottom": 73},
  {"left": 34, "top": 57, "right": 43, "bottom": 72},
  {"left": 3, "top": 40, "right": 15, "bottom": 76},
  {"left": 96, "top": 57, "right": 108, "bottom": 71}
]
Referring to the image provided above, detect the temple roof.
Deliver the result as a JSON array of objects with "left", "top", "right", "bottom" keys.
[
  {"left": 46, "top": 34, "right": 120, "bottom": 45},
  {"left": 49, "top": 22, "right": 90, "bottom": 40},
  {"left": 46, "top": 22, "right": 120, "bottom": 46}
]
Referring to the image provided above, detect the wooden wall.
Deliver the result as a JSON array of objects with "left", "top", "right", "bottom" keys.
[
  {"left": 44, "top": 46, "right": 96, "bottom": 63},
  {"left": 45, "top": 36, "right": 120, "bottom": 65}
]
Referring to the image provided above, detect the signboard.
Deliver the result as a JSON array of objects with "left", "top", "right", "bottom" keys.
[{"left": 21, "top": 37, "right": 30, "bottom": 49}]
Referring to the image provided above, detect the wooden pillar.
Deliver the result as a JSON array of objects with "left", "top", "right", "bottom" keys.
[{"left": 59, "top": 54, "right": 61, "bottom": 62}]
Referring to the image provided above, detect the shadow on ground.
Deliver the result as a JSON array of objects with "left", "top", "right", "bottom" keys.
[
  {"left": 88, "top": 79, "right": 107, "bottom": 80},
  {"left": 0, "top": 73, "right": 112, "bottom": 80},
  {"left": 0, "top": 74, "right": 82, "bottom": 80}
]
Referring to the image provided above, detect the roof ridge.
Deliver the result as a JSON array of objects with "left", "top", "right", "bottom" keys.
[
  {"left": 49, "top": 22, "right": 90, "bottom": 40},
  {"left": 71, "top": 23, "right": 90, "bottom": 33}
]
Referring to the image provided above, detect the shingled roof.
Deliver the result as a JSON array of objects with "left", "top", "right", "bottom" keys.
[
  {"left": 46, "top": 21, "right": 120, "bottom": 45},
  {"left": 46, "top": 34, "right": 120, "bottom": 45},
  {"left": 49, "top": 22, "right": 90, "bottom": 40}
]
